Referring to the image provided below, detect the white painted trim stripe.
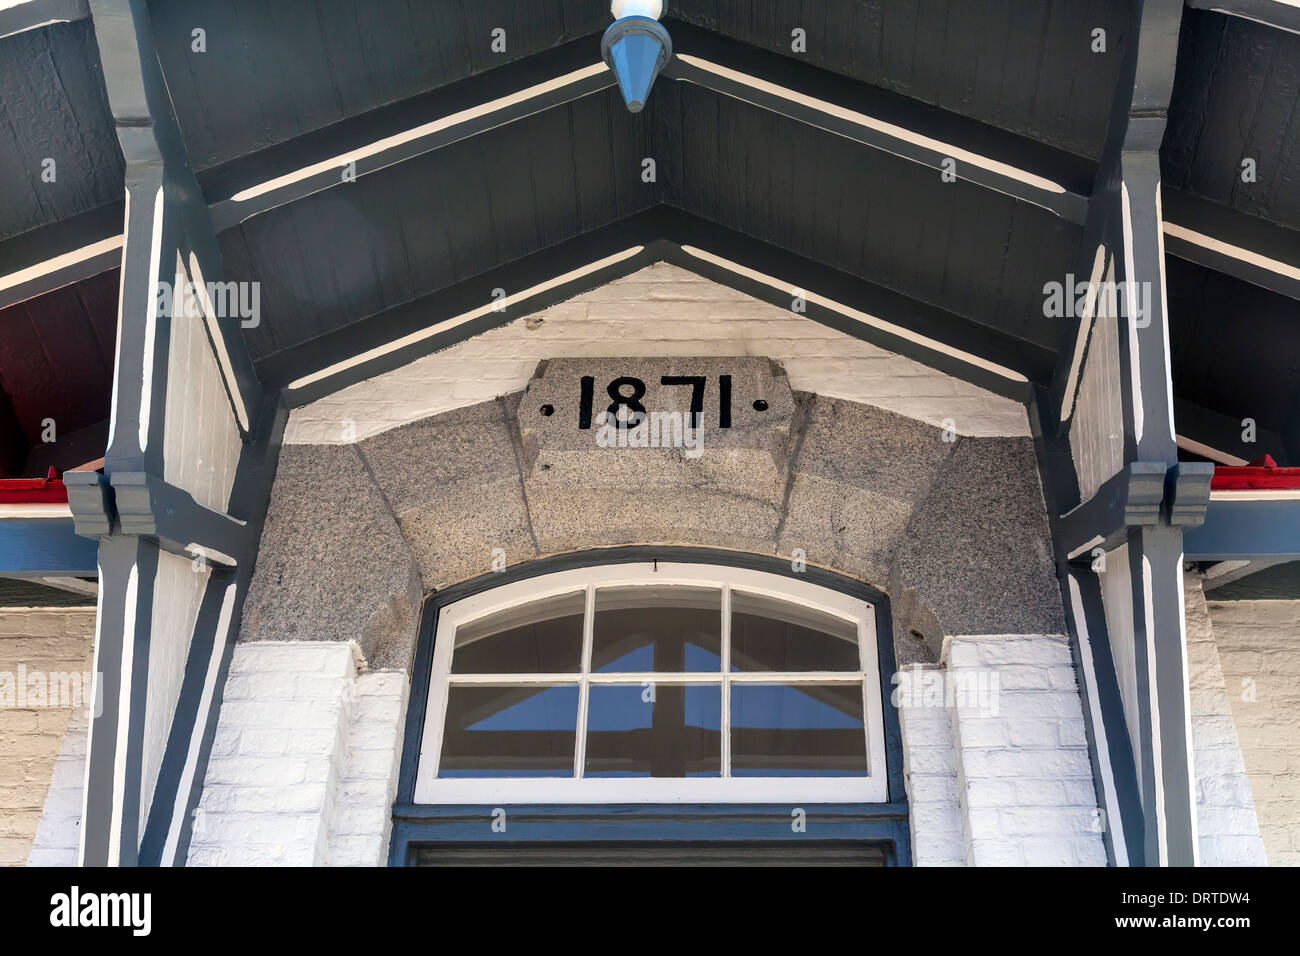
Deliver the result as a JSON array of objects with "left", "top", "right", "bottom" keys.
[
  {"left": 677, "top": 55, "right": 1069, "bottom": 199},
  {"left": 138, "top": 188, "right": 165, "bottom": 454},
  {"left": 187, "top": 252, "right": 251, "bottom": 433},
  {"left": 163, "top": 582, "right": 237, "bottom": 866},
  {"left": 1154, "top": 188, "right": 1177, "bottom": 448},
  {"left": 1209, "top": 487, "right": 1300, "bottom": 500},
  {"left": 106, "top": 190, "right": 130, "bottom": 450},
  {"left": 1176, "top": 434, "right": 1248, "bottom": 467},
  {"left": 1121, "top": 183, "right": 1145, "bottom": 445},
  {"left": 1060, "top": 245, "right": 1109, "bottom": 423},
  {"left": 679, "top": 245, "right": 1030, "bottom": 383},
  {"left": 230, "top": 64, "right": 609, "bottom": 205},
  {"left": 107, "top": 562, "right": 139, "bottom": 867},
  {"left": 0, "top": 233, "right": 123, "bottom": 296},
  {"left": 1209, "top": 8, "right": 1300, "bottom": 37},
  {"left": 1140, "top": 554, "right": 1167, "bottom": 867},
  {"left": 77, "top": 555, "right": 108, "bottom": 867},
  {"left": 1068, "top": 534, "right": 1106, "bottom": 561},
  {"left": 0, "top": 502, "right": 73, "bottom": 518},
  {"left": 1068, "top": 574, "right": 1130, "bottom": 868},
  {"left": 1163, "top": 221, "right": 1300, "bottom": 283},
  {"left": 288, "top": 247, "right": 645, "bottom": 391}
]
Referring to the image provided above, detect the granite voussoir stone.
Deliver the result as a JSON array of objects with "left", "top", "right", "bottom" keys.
[
  {"left": 893, "top": 437, "right": 1066, "bottom": 636},
  {"left": 778, "top": 396, "right": 955, "bottom": 587},
  {"left": 240, "top": 444, "right": 421, "bottom": 670},
  {"left": 359, "top": 401, "right": 537, "bottom": 589}
]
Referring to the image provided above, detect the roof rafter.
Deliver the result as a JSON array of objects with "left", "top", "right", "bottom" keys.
[{"left": 265, "top": 206, "right": 1052, "bottom": 411}]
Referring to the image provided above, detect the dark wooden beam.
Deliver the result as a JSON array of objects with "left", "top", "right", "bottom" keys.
[
  {"left": 0, "top": 202, "right": 122, "bottom": 310},
  {"left": 109, "top": 471, "right": 249, "bottom": 567},
  {"left": 657, "top": 212, "right": 1051, "bottom": 403},
  {"left": 263, "top": 206, "right": 1054, "bottom": 409},
  {"left": 1058, "top": 463, "right": 1168, "bottom": 561},
  {"left": 1186, "top": 0, "right": 1300, "bottom": 34},
  {"left": 0, "top": 0, "right": 88, "bottom": 41},
  {"left": 662, "top": 21, "right": 1093, "bottom": 224},
  {"left": 201, "top": 34, "right": 613, "bottom": 232},
  {"left": 1163, "top": 188, "right": 1300, "bottom": 302}
]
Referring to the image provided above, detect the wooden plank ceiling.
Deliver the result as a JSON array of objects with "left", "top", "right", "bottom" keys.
[{"left": 0, "top": 1, "right": 1296, "bottom": 476}]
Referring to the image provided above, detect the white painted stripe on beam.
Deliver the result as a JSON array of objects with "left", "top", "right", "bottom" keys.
[
  {"left": 0, "top": 233, "right": 122, "bottom": 295},
  {"left": 1060, "top": 245, "right": 1108, "bottom": 423},
  {"left": 1163, "top": 221, "right": 1300, "bottom": 283},
  {"left": 1210, "top": 487, "right": 1300, "bottom": 500},
  {"left": 677, "top": 54, "right": 1069, "bottom": 199},
  {"left": 288, "top": 247, "right": 646, "bottom": 391},
  {"left": 1176, "top": 434, "right": 1248, "bottom": 467},
  {"left": 163, "top": 582, "right": 237, "bottom": 866},
  {"left": 1121, "top": 183, "right": 1145, "bottom": 445},
  {"left": 1155, "top": 188, "right": 1178, "bottom": 449},
  {"left": 1068, "top": 573, "right": 1130, "bottom": 868},
  {"left": 107, "top": 562, "right": 139, "bottom": 867},
  {"left": 231, "top": 63, "right": 608, "bottom": 205},
  {"left": 1210, "top": 8, "right": 1300, "bottom": 37},
  {"left": 0, "top": 18, "right": 71, "bottom": 41},
  {"left": 679, "top": 245, "right": 1030, "bottom": 383},
  {"left": 106, "top": 191, "right": 130, "bottom": 450},
  {"left": 138, "top": 188, "right": 165, "bottom": 454},
  {"left": 0, "top": 502, "right": 73, "bottom": 518},
  {"left": 1068, "top": 534, "right": 1106, "bottom": 561},
  {"left": 187, "top": 252, "right": 251, "bottom": 433},
  {"left": 1141, "top": 553, "right": 1167, "bottom": 867},
  {"left": 77, "top": 554, "right": 108, "bottom": 867}
]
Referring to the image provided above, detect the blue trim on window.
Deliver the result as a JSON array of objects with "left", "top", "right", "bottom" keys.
[
  {"left": 392, "top": 546, "right": 910, "bottom": 866},
  {"left": 390, "top": 803, "right": 912, "bottom": 866}
]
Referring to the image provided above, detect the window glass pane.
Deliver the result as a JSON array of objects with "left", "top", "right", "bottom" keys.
[
  {"left": 438, "top": 684, "right": 578, "bottom": 777},
  {"left": 591, "top": 587, "right": 722, "bottom": 673},
  {"left": 451, "top": 591, "right": 585, "bottom": 674},
  {"left": 584, "top": 683, "right": 721, "bottom": 777},
  {"left": 731, "top": 683, "right": 867, "bottom": 776},
  {"left": 730, "top": 591, "right": 860, "bottom": 672}
]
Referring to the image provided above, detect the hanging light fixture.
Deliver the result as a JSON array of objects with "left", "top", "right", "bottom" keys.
[{"left": 602, "top": 1, "right": 673, "bottom": 113}]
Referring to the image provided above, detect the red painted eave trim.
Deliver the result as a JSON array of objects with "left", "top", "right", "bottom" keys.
[
  {"left": 0, "top": 467, "right": 69, "bottom": 504},
  {"left": 1211, "top": 455, "right": 1300, "bottom": 491}
]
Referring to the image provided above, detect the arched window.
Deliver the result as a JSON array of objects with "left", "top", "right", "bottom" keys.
[{"left": 411, "top": 560, "right": 889, "bottom": 804}]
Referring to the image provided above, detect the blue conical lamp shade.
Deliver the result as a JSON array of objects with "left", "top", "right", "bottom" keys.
[{"left": 602, "top": 17, "right": 672, "bottom": 113}]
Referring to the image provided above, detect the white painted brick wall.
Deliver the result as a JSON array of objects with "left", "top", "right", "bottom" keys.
[
  {"left": 286, "top": 263, "right": 1029, "bottom": 444},
  {"left": 897, "top": 667, "right": 965, "bottom": 866},
  {"left": 326, "top": 671, "right": 408, "bottom": 866},
  {"left": 1204, "top": 595, "right": 1299, "bottom": 866},
  {"left": 187, "top": 642, "right": 408, "bottom": 867},
  {"left": 26, "top": 712, "right": 87, "bottom": 866},
  {"left": 1183, "top": 574, "right": 1268, "bottom": 866},
  {"left": 896, "top": 635, "right": 1108, "bottom": 866},
  {"left": 0, "top": 608, "right": 95, "bottom": 867}
]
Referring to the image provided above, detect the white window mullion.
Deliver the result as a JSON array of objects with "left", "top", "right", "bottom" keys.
[
  {"left": 573, "top": 583, "right": 596, "bottom": 779},
  {"left": 721, "top": 584, "right": 731, "bottom": 778}
]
